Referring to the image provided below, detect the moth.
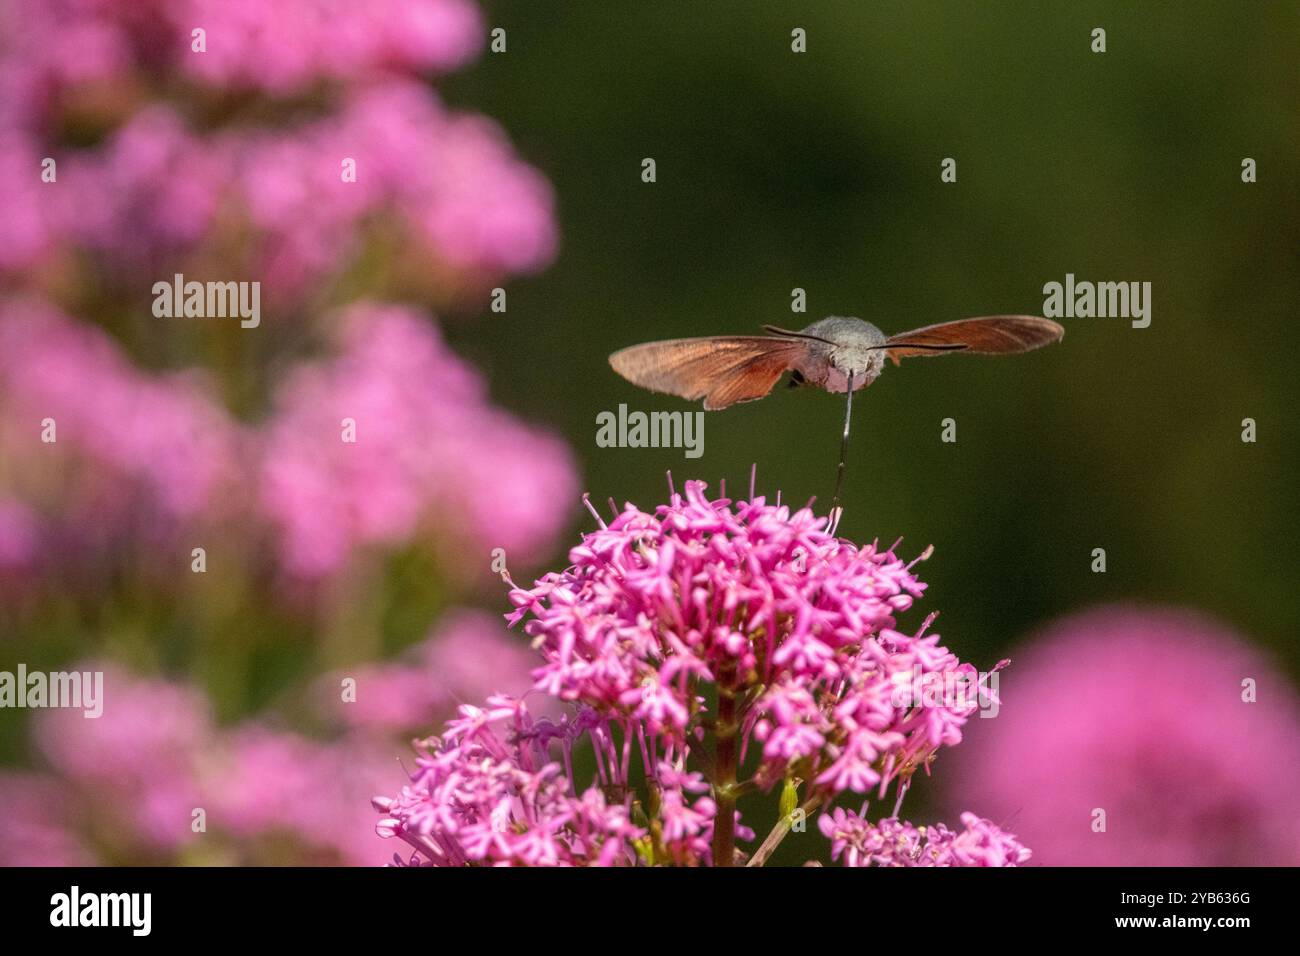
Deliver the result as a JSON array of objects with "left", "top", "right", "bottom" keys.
[{"left": 609, "top": 314, "right": 1064, "bottom": 508}]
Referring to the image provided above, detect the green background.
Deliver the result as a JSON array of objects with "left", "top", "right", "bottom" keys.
[{"left": 446, "top": 0, "right": 1299, "bottom": 680}]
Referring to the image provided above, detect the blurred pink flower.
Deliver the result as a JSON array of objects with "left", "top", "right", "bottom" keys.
[
  {"left": 0, "top": 496, "right": 41, "bottom": 571},
  {"left": 0, "top": 296, "right": 242, "bottom": 525},
  {"left": 326, "top": 609, "right": 542, "bottom": 732},
  {"left": 177, "top": 0, "right": 485, "bottom": 94},
  {"left": 943, "top": 606, "right": 1300, "bottom": 866},
  {"left": 226, "top": 82, "right": 557, "bottom": 300},
  {"left": 16, "top": 662, "right": 418, "bottom": 864},
  {"left": 341, "top": 81, "right": 558, "bottom": 275},
  {"left": 36, "top": 665, "right": 211, "bottom": 851},
  {"left": 0, "top": 0, "right": 578, "bottom": 870},
  {"left": 0, "top": 0, "right": 482, "bottom": 126},
  {"left": 0, "top": 772, "right": 95, "bottom": 866},
  {"left": 0, "top": 298, "right": 576, "bottom": 590},
  {"left": 207, "top": 727, "right": 397, "bottom": 866},
  {"left": 257, "top": 302, "right": 576, "bottom": 580},
  {"left": 0, "top": 132, "right": 60, "bottom": 271},
  {"left": 4, "top": 86, "right": 557, "bottom": 302},
  {"left": 59, "top": 107, "right": 227, "bottom": 270}
]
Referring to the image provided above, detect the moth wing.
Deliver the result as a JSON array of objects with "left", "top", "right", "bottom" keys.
[
  {"left": 883, "top": 315, "right": 1064, "bottom": 364},
  {"left": 608, "top": 336, "right": 807, "bottom": 411}
]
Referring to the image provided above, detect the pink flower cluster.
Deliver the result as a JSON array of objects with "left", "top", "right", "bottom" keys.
[
  {"left": 0, "top": 669, "right": 383, "bottom": 867},
  {"left": 1, "top": 0, "right": 553, "bottom": 302},
  {"left": 4, "top": 83, "right": 556, "bottom": 302},
  {"left": 0, "top": 0, "right": 582, "bottom": 870},
  {"left": 511, "top": 480, "right": 973, "bottom": 798},
  {"left": 0, "top": 0, "right": 570, "bottom": 585},
  {"left": 376, "top": 480, "right": 1029, "bottom": 866},
  {"left": 0, "top": 297, "right": 575, "bottom": 586},
  {"left": 34, "top": 668, "right": 214, "bottom": 853},
  {"left": 0, "top": 296, "right": 241, "bottom": 533},
  {"left": 819, "top": 808, "right": 1031, "bottom": 867},
  {"left": 945, "top": 606, "right": 1300, "bottom": 866},
  {"left": 30, "top": 107, "right": 229, "bottom": 274},
  {"left": 0, "top": 0, "right": 483, "bottom": 126},
  {"left": 226, "top": 82, "right": 557, "bottom": 298},
  {"left": 375, "top": 697, "right": 647, "bottom": 867},
  {"left": 178, "top": 0, "right": 485, "bottom": 93},
  {"left": 257, "top": 302, "right": 577, "bottom": 580},
  {"left": 2, "top": 655, "right": 532, "bottom": 866}
]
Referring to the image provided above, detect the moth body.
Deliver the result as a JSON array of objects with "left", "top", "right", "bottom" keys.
[
  {"left": 606, "top": 310, "right": 1064, "bottom": 511},
  {"left": 607, "top": 313, "right": 1061, "bottom": 411},
  {"left": 793, "top": 316, "right": 887, "bottom": 392}
]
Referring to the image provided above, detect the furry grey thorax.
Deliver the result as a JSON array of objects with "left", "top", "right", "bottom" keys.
[{"left": 792, "top": 316, "right": 887, "bottom": 393}]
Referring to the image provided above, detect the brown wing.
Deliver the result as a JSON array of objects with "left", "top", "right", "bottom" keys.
[
  {"left": 608, "top": 336, "right": 807, "bottom": 410},
  {"left": 883, "top": 315, "right": 1064, "bottom": 364}
]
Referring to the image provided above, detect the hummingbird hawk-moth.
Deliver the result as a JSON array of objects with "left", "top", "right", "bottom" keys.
[{"left": 608, "top": 314, "right": 1064, "bottom": 508}]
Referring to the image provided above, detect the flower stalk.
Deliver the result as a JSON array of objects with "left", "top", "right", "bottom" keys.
[
  {"left": 748, "top": 793, "right": 825, "bottom": 868},
  {"left": 711, "top": 665, "right": 739, "bottom": 866}
]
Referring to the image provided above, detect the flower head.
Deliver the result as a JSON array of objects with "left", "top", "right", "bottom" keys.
[
  {"left": 819, "top": 807, "right": 1030, "bottom": 867},
  {"left": 374, "top": 697, "right": 647, "bottom": 867},
  {"left": 943, "top": 606, "right": 1300, "bottom": 865},
  {"left": 379, "top": 479, "right": 1022, "bottom": 866},
  {"left": 257, "top": 302, "right": 576, "bottom": 581},
  {"left": 12, "top": 663, "right": 400, "bottom": 865},
  {"left": 507, "top": 480, "right": 975, "bottom": 798}
]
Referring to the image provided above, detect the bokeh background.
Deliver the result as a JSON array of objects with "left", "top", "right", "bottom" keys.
[{"left": 1, "top": 0, "right": 1296, "bottom": 865}]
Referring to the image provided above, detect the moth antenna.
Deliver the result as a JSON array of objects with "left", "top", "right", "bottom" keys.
[
  {"left": 761, "top": 324, "right": 837, "bottom": 346},
  {"left": 867, "top": 342, "right": 968, "bottom": 352}
]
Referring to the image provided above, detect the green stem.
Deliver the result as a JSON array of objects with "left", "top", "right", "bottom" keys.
[
  {"left": 711, "top": 668, "right": 739, "bottom": 866},
  {"left": 747, "top": 793, "right": 824, "bottom": 867}
]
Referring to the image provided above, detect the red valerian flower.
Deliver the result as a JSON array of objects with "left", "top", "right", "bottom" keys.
[{"left": 377, "top": 478, "right": 1028, "bottom": 866}]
